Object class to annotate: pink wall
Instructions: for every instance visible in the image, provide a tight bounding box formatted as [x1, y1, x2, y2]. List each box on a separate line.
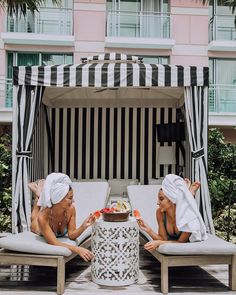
[74, 11, 106, 41]
[75, 0, 105, 3]
[0, 50, 5, 76]
[170, 0, 209, 66]
[171, 0, 207, 8]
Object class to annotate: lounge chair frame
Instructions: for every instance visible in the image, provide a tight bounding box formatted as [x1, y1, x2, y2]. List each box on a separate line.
[140, 235, 236, 294]
[0, 237, 91, 295]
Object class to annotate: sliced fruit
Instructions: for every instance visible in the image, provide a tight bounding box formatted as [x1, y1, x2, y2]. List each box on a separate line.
[100, 208, 111, 213]
[121, 200, 130, 211]
[93, 210, 101, 219]
[133, 209, 141, 219]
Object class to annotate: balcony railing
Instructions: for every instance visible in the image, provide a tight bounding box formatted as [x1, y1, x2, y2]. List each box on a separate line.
[209, 84, 236, 113]
[6, 7, 73, 35]
[209, 15, 236, 41]
[0, 78, 13, 108]
[107, 11, 170, 38]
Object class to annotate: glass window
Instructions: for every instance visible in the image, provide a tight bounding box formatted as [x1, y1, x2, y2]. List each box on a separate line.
[17, 53, 40, 66]
[215, 59, 236, 85]
[6, 52, 73, 107]
[42, 53, 73, 65]
[139, 55, 169, 64]
[7, 53, 13, 79]
[41, 0, 73, 9]
[209, 58, 236, 112]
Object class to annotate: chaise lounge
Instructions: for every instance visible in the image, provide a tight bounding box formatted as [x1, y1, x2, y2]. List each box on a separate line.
[127, 184, 236, 295]
[0, 181, 110, 295]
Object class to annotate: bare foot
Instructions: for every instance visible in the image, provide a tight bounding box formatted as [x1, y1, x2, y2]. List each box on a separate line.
[28, 182, 38, 195]
[184, 178, 191, 189]
[28, 179, 45, 198]
[189, 181, 200, 196]
[36, 179, 45, 197]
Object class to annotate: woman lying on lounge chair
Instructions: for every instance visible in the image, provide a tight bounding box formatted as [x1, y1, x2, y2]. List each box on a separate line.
[137, 174, 207, 251]
[28, 173, 95, 262]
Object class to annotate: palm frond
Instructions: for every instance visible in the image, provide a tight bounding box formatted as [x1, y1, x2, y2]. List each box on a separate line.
[0, 0, 61, 16]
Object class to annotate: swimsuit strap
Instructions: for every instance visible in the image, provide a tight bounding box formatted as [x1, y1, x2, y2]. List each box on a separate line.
[163, 211, 181, 240]
[50, 208, 68, 236]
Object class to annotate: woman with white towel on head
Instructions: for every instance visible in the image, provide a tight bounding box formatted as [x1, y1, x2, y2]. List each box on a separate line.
[137, 174, 207, 251]
[29, 173, 95, 262]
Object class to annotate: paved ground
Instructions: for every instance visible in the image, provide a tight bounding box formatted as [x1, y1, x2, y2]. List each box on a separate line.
[0, 247, 235, 295]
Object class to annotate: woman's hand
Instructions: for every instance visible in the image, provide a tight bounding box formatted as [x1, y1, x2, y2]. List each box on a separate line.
[144, 240, 163, 251]
[137, 218, 152, 233]
[81, 214, 96, 230]
[75, 247, 94, 262]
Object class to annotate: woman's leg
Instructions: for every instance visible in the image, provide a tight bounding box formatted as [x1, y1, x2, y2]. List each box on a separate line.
[185, 178, 200, 196]
[189, 181, 200, 196]
[30, 194, 41, 234]
[29, 179, 45, 234]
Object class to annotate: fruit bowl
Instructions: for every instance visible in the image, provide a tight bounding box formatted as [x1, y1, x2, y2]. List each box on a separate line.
[100, 200, 131, 222]
[102, 211, 130, 222]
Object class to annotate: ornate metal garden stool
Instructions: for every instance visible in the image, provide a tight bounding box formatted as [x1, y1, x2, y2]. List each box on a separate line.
[91, 217, 139, 286]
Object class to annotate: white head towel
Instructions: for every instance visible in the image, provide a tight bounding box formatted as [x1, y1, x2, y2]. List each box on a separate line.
[162, 174, 207, 242]
[50, 183, 70, 205]
[37, 173, 72, 208]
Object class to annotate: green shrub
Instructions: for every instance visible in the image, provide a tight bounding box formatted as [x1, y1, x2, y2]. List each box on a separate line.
[213, 203, 236, 242]
[208, 128, 236, 242]
[0, 134, 12, 232]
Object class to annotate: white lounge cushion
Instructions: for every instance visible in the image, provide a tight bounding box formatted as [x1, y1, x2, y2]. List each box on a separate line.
[0, 232, 76, 256]
[158, 234, 236, 255]
[71, 181, 109, 227]
[76, 227, 92, 245]
[127, 184, 161, 238]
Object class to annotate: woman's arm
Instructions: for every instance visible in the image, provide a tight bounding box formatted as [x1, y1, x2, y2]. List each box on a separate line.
[67, 205, 95, 240]
[144, 231, 191, 251]
[38, 212, 94, 261]
[137, 218, 163, 240]
[156, 208, 168, 240]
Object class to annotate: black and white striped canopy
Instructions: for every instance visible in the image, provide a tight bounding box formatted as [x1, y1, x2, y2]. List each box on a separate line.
[13, 54, 208, 88]
[12, 53, 214, 235]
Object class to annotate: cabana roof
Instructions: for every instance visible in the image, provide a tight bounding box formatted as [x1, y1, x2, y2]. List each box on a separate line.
[13, 53, 208, 108]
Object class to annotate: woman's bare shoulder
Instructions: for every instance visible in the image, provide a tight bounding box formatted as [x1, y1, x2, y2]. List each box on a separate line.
[38, 208, 50, 223]
[69, 204, 76, 215]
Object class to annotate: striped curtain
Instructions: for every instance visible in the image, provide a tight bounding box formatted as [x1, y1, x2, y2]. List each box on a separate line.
[184, 86, 214, 234]
[47, 107, 183, 184]
[12, 85, 44, 233]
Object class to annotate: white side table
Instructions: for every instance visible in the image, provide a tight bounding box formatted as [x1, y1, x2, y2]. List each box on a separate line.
[91, 217, 139, 286]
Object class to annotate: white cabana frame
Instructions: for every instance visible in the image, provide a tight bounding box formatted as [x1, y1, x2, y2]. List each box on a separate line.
[12, 53, 214, 234]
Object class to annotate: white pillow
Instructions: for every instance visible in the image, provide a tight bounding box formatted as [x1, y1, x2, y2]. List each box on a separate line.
[108, 179, 139, 195]
[72, 178, 107, 182]
[148, 178, 164, 185]
[71, 182, 109, 227]
[127, 185, 162, 235]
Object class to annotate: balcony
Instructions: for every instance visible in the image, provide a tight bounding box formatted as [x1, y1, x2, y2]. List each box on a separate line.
[105, 11, 174, 49]
[209, 85, 236, 113]
[1, 7, 74, 46]
[209, 85, 236, 126]
[208, 15, 236, 51]
[0, 78, 13, 123]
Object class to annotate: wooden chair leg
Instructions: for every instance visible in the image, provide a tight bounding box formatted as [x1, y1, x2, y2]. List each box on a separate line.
[229, 254, 236, 290]
[161, 256, 169, 295]
[57, 257, 65, 295]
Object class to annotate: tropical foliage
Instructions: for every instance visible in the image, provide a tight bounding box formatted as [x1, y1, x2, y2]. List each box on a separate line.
[0, 134, 12, 232]
[208, 128, 236, 242]
[0, 0, 61, 16]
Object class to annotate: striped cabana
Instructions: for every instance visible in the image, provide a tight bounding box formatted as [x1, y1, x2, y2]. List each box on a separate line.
[12, 53, 214, 234]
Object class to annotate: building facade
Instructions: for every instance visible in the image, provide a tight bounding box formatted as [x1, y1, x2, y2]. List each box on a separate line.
[0, 0, 235, 142]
